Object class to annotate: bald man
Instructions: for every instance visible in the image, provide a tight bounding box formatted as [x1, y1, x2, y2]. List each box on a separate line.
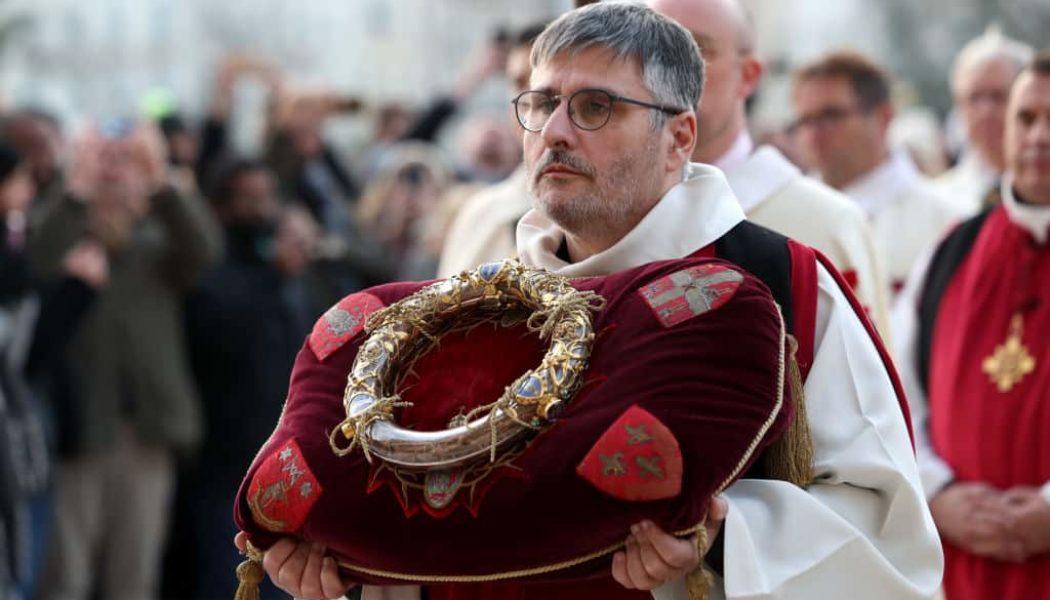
[650, 0, 890, 334]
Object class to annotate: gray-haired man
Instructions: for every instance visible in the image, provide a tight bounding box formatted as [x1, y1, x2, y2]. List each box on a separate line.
[240, 3, 941, 599]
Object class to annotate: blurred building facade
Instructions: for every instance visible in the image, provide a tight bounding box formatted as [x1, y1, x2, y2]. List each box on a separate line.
[0, 0, 570, 129]
[0, 0, 1046, 135]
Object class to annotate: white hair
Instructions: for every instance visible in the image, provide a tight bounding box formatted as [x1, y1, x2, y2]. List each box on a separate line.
[951, 25, 1034, 93]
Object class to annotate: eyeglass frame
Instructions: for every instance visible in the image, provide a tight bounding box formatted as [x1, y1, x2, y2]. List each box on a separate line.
[787, 105, 871, 134]
[511, 88, 687, 133]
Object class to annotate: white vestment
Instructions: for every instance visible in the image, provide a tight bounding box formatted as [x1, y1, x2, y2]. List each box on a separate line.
[437, 166, 531, 278]
[931, 152, 999, 217]
[719, 136, 890, 336]
[518, 162, 943, 600]
[838, 149, 965, 305]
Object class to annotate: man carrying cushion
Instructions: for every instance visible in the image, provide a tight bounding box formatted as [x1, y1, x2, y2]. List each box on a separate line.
[239, 3, 941, 599]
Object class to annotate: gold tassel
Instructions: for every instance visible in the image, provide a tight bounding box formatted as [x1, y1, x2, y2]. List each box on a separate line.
[762, 335, 814, 488]
[686, 525, 712, 600]
[234, 541, 265, 600]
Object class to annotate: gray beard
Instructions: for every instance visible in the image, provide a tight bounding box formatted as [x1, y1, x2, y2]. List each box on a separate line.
[529, 137, 661, 243]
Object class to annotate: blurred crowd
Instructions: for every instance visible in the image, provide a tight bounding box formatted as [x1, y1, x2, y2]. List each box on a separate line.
[0, 1, 1045, 599]
[0, 24, 541, 600]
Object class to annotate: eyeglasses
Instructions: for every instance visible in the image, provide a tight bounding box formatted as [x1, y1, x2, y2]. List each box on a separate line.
[962, 89, 1010, 109]
[788, 106, 866, 134]
[512, 89, 686, 133]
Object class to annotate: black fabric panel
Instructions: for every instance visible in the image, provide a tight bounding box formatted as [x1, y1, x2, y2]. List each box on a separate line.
[708, 220, 795, 577]
[917, 209, 993, 397]
[715, 221, 795, 334]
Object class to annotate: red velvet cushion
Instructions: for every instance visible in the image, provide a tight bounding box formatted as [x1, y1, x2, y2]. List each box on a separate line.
[235, 257, 792, 585]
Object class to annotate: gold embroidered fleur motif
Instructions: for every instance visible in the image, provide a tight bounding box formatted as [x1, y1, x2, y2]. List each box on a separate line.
[248, 481, 289, 531]
[635, 455, 665, 480]
[625, 424, 652, 446]
[982, 314, 1036, 393]
[600, 453, 626, 477]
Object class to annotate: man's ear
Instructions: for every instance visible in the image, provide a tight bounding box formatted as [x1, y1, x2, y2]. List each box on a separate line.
[666, 111, 697, 173]
[739, 55, 763, 101]
[873, 102, 894, 134]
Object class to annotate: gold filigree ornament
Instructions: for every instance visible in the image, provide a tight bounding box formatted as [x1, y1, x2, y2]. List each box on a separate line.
[328, 260, 605, 509]
[982, 313, 1036, 393]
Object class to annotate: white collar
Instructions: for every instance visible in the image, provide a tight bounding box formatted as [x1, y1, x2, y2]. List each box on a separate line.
[516, 163, 746, 276]
[723, 145, 801, 213]
[956, 151, 1000, 183]
[839, 148, 923, 217]
[713, 131, 754, 172]
[1001, 175, 1050, 245]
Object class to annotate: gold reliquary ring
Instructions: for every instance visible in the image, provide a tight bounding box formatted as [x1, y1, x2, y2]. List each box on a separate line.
[335, 259, 605, 469]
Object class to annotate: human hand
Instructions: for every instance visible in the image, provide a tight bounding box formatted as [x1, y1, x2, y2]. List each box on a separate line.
[66, 131, 105, 203]
[212, 54, 283, 117]
[1002, 486, 1050, 558]
[234, 531, 353, 600]
[124, 123, 169, 194]
[275, 87, 337, 130]
[62, 240, 109, 288]
[930, 482, 1024, 562]
[611, 496, 727, 590]
[69, 123, 166, 206]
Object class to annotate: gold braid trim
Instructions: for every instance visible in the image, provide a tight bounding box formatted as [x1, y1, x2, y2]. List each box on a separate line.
[335, 520, 711, 583]
[711, 303, 788, 496]
[761, 334, 815, 488]
[234, 541, 265, 600]
[686, 525, 713, 600]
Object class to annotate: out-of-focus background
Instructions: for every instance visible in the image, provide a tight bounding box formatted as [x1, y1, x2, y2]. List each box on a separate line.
[2, 0, 1046, 151]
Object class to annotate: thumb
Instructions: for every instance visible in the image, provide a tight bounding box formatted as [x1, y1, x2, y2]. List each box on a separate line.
[708, 496, 729, 522]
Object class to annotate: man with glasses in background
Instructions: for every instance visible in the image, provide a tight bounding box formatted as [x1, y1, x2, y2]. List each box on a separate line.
[240, 4, 941, 599]
[791, 51, 963, 304]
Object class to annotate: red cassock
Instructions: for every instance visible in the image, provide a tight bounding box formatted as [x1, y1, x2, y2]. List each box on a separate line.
[235, 257, 796, 599]
[929, 207, 1050, 600]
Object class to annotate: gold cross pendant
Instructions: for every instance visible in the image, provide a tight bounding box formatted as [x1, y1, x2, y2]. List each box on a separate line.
[982, 313, 1036, 393]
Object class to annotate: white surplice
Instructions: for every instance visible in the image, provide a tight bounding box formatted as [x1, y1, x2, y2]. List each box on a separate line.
[437, 166, 532, 278]
[931, 151, 1000, 217]
[718, 134, 890, 337]
[839, 149, 965, 302]
[518, 162, 943, 600]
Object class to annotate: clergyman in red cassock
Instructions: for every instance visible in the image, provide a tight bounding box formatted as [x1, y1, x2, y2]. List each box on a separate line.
[895, 51, 1050, 600]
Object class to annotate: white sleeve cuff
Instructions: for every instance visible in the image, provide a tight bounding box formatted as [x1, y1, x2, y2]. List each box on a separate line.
[919, 458, 955, 500]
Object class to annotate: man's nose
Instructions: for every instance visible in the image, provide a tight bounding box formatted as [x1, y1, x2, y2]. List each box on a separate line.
[1030, 116, 1050, 145]
[540, 101, 576, 150]
[794, 124, 820, 150]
